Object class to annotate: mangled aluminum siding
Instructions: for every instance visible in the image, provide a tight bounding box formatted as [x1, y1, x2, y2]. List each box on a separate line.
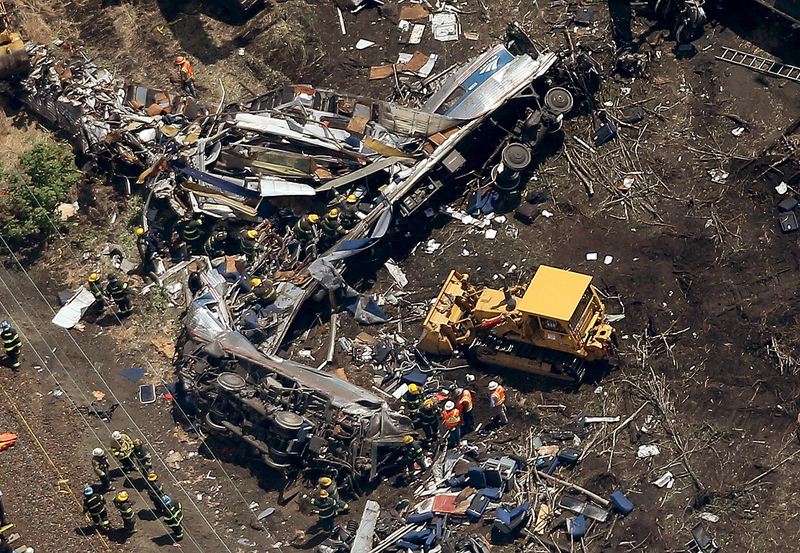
[377, 104, 463, 136]
[445, 52, 558, 120]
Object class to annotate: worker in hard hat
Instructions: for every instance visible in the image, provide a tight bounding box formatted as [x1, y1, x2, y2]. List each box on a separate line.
[132, 438, 152, 474]
[455, 387, 474, 434]
[415, 398, 439, 443]
[249, 277, 277, 305]
[91, 448, 114, 492]
[441, 400, 462, 449]
[399, 435, 424, 474]
[110, 431, 136, 472]
[238, 229, 260, 261]
[308, 488, 338, 534]
[179, 216, 204, 253]
[204, 225, 229, 259]
[339, 194, 360, 229]
[113, 491, 136, 534]
[1, 321, 21, 372]
[82, 486, 109, 532]
[292, 214, 320, 243]
[134, 226, 160, 276]
[145, 472, 167, 515]
[161, 495, 184, 541]
[87, 273, 105, 308]
[401, 383, 423, 415]
[317, 476, 348, 512]
[174, 55, 196, 98]
[106, 274, 133, 318]
[488, 381, 508, 426]
[320, 208, 346, 243]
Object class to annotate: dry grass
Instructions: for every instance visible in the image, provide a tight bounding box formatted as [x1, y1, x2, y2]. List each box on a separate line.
[0, 111, 48, 168]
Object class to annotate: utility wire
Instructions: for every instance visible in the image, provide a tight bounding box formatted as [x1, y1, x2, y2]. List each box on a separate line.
[0, 281, 194, 552]
[0, 249, 215, 552]
[10, 174, 292, 549]
[0, 383, 110, 552]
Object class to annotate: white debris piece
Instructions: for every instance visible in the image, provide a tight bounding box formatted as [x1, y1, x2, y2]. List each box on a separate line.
[461, 249, 470, 256]
[652, 471, 675, 488]
[385, 259, 409, 288]
[699, 512, 720, 523]
[586, 252, 598, 261]
[52, 288, 97, 329]
[541, 210, 554, 218]
[707, 169, 729, 184]
[356, 39, 376, 50]
[776, 181, 788, 195]
[431, 12, 459, 41]
[409, 24, 426, 45]
[637, 444, 661, 458]
[297, 349, 315, 360]
[485, 229, 497, 240]
[424, 239, 441, 254]
[603, 255, 613, 265]
[731, 127, 745, 136]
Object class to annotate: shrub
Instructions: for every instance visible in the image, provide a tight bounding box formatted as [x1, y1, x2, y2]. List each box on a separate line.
[0, 142, 81, 249]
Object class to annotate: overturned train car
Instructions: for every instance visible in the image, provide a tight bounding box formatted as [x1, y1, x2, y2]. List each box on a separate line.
[174, 269, 414, 481]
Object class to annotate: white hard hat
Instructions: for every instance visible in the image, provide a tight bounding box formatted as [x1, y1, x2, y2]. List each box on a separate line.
[24, 548, 34, 553]
[465, 374, 476, 383]
[444, 400, 455, 410]
[488, 381, 498, 391]
[111, 431, 122, 441]
[92, 448, 104, 457]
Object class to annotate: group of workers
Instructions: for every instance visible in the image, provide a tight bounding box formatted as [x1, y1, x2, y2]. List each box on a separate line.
[290, 195, 361, 259]
[83, 431, 183, 542]
[303, 378, 510, 535]
[86, 273, 134, 318]
[402, 378, 508, 449]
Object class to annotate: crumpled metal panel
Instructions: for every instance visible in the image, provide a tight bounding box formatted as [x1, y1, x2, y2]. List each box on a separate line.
[445, 52, 558, 120]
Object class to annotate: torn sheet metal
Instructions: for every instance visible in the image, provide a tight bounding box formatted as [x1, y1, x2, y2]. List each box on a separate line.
[52, 288, 97, 329]
[178, 263, 413, 480]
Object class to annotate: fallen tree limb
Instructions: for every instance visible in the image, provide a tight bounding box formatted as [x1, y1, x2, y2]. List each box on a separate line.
[744, 448, 800, 489]
[533, 470, 610, 507]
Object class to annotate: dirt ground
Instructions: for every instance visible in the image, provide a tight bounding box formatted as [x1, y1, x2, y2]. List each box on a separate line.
[2, 0, 800, 552]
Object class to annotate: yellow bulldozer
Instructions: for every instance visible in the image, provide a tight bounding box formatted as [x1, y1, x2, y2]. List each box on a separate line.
[418, 265, 615, 383]
[0, 2, 29, 80]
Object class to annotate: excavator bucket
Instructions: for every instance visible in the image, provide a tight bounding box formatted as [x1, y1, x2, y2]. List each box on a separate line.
[0, 31, 30, 80]
[418, 270, 472, 355]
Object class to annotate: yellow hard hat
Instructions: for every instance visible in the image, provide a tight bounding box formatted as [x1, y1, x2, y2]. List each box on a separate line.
[403, 435, 414, 444]
[246, 229, 258, 239]
[328, 208, 340, 218]
[308, 214, 320, 224]
[319, 489, 329, 498]
[88, 273, 100, 282]
[423, 399, 435, 409]
[135, 227, 145, 236]
[147, 472, 158, 482]
[346, 194, 358, 204]
[408, 383, 419, 393]
[251, 278, 262, 287]
[318, 476, 332, 487]
[117, 491, 129, 502]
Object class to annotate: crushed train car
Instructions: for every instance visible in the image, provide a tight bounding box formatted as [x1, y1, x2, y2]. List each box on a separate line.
[12, 28, 579, 358]
[175, 263, 414, 481]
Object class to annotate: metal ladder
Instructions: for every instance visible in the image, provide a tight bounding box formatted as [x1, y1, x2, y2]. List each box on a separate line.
[717, 47, 800, 83]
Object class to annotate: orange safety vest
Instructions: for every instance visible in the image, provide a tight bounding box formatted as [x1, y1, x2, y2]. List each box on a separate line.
[178, 60, 194, 80]
[442, 407, 462, 429]
[491, 386, 506, 406]
[457, 390, 473, 413]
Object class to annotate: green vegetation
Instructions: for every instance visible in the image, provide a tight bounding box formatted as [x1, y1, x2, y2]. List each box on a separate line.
[0, 142, 81, 249]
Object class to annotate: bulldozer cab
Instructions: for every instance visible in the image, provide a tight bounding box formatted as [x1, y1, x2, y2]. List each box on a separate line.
[516, 266, 607, 357]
